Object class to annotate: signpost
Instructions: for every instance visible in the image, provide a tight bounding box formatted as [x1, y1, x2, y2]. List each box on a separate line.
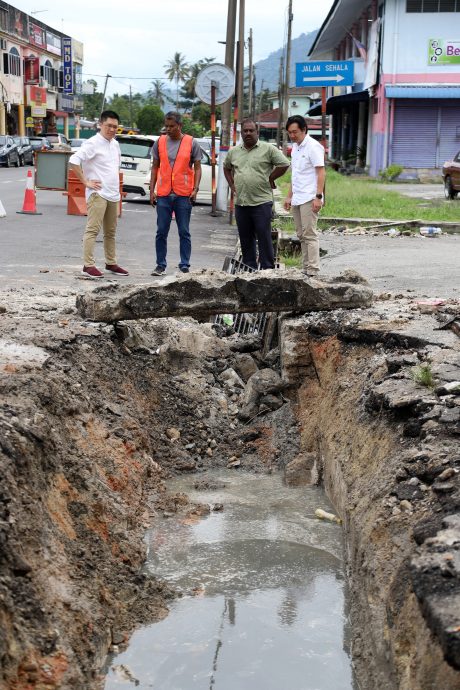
[295, 60, 355, 88]
[295, 60, 355, 154]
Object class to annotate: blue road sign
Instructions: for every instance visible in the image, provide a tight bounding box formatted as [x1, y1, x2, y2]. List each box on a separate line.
[295, 60, 355, 88]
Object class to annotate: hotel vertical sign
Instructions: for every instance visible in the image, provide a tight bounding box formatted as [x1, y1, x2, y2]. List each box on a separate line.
[62, 37, 73, 94]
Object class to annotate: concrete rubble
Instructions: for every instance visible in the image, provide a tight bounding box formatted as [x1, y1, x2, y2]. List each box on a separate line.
[75, 268, 373, 322]
[1, 278, 459, 689]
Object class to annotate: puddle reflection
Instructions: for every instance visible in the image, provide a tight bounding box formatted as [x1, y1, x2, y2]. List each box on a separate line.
[104, 471, 356, 690]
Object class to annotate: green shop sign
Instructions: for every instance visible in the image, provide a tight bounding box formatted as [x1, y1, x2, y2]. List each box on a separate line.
[428, 38, 460, 65]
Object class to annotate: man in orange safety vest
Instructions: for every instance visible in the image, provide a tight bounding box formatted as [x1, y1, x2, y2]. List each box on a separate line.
[150, 112, 202, 275]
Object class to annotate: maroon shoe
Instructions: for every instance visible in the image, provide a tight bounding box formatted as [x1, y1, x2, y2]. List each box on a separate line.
[105, 264, 129, 276]
[82, 265, 104, 278]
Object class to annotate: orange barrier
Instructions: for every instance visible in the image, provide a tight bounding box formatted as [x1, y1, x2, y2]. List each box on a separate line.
[63, 172, 124, 216]
[16, 170, 42, 215]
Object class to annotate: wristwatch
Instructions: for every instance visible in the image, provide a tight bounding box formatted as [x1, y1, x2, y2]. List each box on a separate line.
[315, 193, 323, 199]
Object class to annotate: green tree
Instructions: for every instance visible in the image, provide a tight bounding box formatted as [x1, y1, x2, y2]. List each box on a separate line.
[82, 79, 103, 120]
[256, 88, 273, 115]
[137, 104, 165, 135]
[148, 79, 167, 108]
[191, 102, 221, 133]
[180, 117, 204, 138]
[182, 57, 216, 102]
[164, 52, 189, 109]
[108, 93, 143, 128]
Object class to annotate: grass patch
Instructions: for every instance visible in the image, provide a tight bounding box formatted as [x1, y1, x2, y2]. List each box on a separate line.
[276, 169, 459, 222]
[273, 215, 296, 235]
[411, 364, 435, 388]
[280, 251, 302, 269]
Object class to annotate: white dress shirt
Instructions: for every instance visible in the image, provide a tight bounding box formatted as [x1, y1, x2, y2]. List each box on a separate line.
[291, 134, 325, 206]
[69, 132, 121, 202]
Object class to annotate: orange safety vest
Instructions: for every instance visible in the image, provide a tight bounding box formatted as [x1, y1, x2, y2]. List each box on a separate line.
[157, 134, 195, 197]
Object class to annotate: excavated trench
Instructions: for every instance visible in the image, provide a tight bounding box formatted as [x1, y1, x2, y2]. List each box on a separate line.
[0, 289, 459, 690]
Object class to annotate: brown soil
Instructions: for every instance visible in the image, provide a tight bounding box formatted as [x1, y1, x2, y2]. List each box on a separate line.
[0, 289, 293, 689]
[295, 323, 460, 690]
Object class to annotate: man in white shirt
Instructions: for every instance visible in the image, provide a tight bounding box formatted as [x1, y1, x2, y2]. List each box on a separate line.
[69, 110, 128, 279]
[283, 115, 325, 277]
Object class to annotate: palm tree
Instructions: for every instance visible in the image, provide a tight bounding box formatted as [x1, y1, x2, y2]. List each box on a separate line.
[164, 52, 189, 109]
[149, 79, 167, 108]
[182, 57, 216, 102]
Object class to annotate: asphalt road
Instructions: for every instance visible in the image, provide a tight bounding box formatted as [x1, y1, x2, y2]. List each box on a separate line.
[0, 166, 458, 299]
[0, 166, 238, 290]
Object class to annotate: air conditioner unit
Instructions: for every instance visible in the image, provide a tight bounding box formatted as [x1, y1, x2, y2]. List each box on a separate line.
[0, 39, 7, 50]
[40, 78, 48, 89]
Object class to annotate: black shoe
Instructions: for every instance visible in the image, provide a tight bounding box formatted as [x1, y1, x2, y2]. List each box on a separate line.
[179, 266, 190, 273]
[151, 265, 166, 276]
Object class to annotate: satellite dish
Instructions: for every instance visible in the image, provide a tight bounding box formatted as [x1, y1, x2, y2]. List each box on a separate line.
[195, 63, 235, 105]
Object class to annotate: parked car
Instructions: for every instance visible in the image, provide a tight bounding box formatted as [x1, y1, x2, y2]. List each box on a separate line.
[70, 138, 85, 153]
[29, 137, 52, 152]
[0, 135, 20, 167]
[117, 134, 159, 197]
[45, 133, 72, 151]
[13, 136, 34, 166]
[442, 150, 460, 199]
[196, 137, 220, 161]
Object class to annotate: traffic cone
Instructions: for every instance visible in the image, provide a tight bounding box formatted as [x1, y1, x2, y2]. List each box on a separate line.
[16, 170, 42, 215]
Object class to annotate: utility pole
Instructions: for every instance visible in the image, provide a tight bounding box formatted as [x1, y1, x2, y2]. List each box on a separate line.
[236, 0, 245, 123]
[129, 84, 133, 129]
[216, 0, 237, 213]
[100, 74, 111, 116]
[220, 0, 237, 151]
[256, 78, 265, 129]
[248, 27, 253, 119]
[276, 56, 284, 148]
[282, 0, 293, 152]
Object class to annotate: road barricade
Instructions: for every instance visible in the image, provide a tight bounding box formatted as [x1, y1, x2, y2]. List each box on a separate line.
[63, 172, 124, 216]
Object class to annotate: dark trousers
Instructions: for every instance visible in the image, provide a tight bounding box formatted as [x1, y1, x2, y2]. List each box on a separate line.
[235, 202, 274, 270]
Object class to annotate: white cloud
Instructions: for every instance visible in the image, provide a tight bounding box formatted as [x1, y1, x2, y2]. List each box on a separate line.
[15, 0, 334, 96]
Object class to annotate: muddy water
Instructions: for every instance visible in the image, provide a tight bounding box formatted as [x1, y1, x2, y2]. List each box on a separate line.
[104, 471, 355, 690]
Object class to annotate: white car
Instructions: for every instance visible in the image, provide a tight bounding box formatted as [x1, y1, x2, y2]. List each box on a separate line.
[116, 134, 217, 205]
[46, 133, 72, 151]
[70, 138, 85, 153]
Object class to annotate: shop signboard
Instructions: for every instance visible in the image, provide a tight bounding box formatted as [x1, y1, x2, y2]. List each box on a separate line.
[58, 93, 74, 112]
[46, 31, 61, 56]
[24, 56, 40, 85]
[62, 37, 73, 93]
[29, 22, 46, 48]
[8, 7, 28, 40]
[429, 38, 460, 65]
[28, 85, 47, 117]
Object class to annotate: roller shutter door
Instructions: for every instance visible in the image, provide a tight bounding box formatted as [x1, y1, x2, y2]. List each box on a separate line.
[391, 103, 437, 168]
[439, 103, 460, 164]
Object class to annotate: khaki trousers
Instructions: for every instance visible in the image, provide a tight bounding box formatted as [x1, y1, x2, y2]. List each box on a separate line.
[83, 193, 118, 267]
[291, 200, 320, 274]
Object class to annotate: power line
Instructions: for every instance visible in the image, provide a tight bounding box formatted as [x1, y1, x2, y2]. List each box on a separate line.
[82, 73, 169, 80]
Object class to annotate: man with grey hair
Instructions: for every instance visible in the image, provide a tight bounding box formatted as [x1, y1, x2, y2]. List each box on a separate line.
[150, 111, 202, 275]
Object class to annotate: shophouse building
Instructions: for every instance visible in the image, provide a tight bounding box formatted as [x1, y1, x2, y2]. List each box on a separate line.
[308, 0, 460, 178]
[0, 2, 83, 137]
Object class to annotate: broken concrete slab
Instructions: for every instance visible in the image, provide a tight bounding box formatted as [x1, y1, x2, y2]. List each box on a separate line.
[76, 269, 373, 323]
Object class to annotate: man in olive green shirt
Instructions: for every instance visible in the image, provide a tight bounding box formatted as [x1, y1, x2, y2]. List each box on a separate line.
[224, 119, 290, 269]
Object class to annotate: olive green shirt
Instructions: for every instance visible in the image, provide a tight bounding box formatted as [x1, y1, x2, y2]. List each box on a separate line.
[224, 140, 290, 206]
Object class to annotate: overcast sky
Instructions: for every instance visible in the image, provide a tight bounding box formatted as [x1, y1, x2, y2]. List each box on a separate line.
[16, 0, 334, 96]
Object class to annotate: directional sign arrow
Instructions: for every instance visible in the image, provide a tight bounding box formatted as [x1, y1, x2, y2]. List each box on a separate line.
[301, 74, 345, 83]
[295, 60, 355, 88]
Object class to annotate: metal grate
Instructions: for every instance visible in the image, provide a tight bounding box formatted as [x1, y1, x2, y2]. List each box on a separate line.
[214, 255, 269, 336]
